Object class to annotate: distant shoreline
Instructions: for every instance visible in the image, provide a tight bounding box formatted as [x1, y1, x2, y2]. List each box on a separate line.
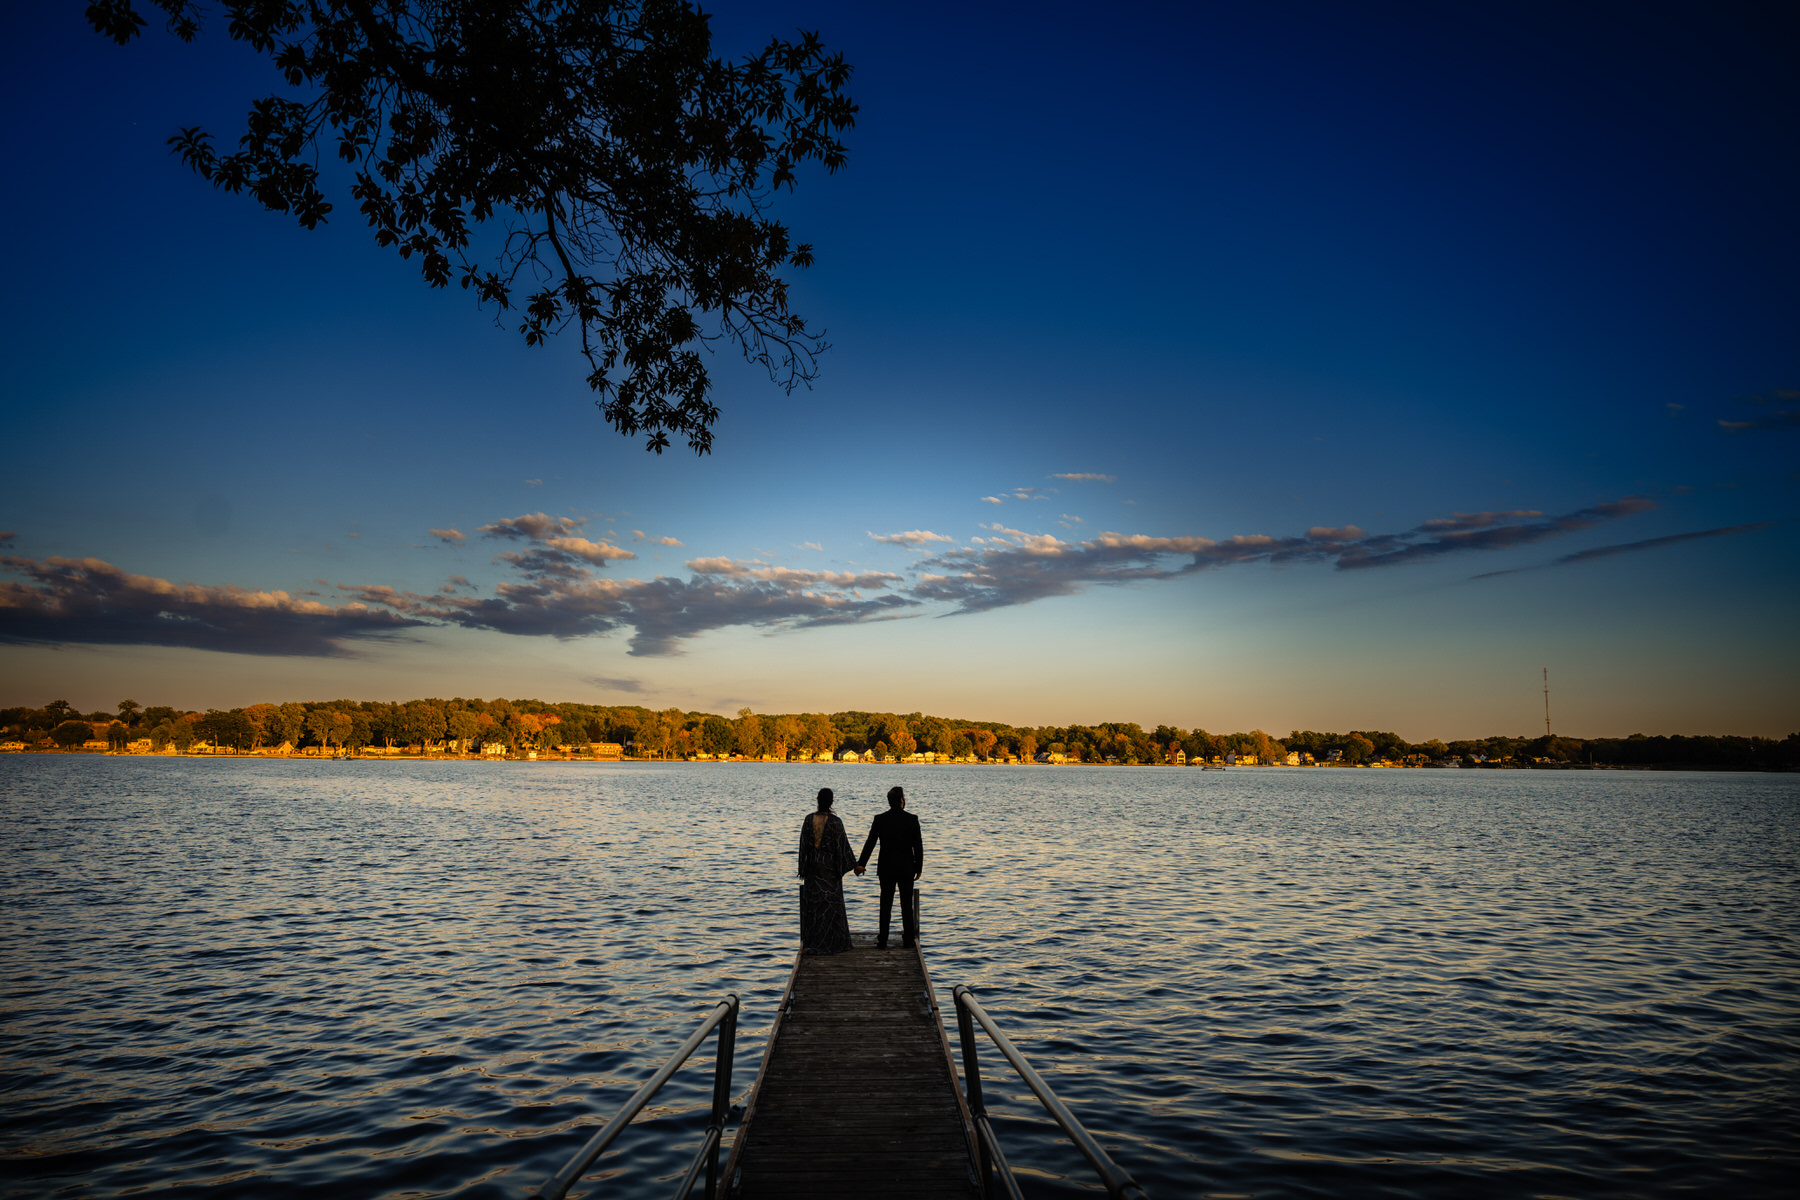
[4, 748, 1792, 773]
[13, 700, 1793, 773]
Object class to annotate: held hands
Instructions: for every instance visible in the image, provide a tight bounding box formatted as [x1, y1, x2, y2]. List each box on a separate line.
[853, 864, 866, 875]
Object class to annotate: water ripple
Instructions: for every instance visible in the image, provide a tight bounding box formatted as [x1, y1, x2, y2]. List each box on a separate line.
[0, 758, 1795, 1198]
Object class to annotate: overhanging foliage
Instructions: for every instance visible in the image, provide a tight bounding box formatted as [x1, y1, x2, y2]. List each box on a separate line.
[89, 0, 857, 453]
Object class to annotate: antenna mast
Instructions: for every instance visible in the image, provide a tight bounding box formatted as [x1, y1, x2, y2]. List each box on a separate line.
[1543, 667, 1551, 736]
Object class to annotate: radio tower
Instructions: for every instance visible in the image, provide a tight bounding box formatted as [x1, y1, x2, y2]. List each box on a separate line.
[1543, 668, 1551, 736]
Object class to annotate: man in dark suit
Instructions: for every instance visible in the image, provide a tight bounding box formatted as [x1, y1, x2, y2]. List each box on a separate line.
[854, 785, 923, 948]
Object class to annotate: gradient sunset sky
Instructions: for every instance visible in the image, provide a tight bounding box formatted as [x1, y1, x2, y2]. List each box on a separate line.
[2, 1, 1795, 738]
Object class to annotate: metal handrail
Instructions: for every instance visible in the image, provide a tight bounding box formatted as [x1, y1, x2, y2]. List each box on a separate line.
[527, 995, 740, 1200]
[952, 986, 1149, 1200]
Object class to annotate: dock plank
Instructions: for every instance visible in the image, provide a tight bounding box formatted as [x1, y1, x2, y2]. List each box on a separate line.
[725, 931, 978, 1199]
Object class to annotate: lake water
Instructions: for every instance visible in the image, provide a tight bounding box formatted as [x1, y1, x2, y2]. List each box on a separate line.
[0, 758, 1795, 1199]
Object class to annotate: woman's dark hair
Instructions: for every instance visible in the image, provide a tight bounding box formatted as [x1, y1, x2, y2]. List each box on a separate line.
[816, 787, 834, 812]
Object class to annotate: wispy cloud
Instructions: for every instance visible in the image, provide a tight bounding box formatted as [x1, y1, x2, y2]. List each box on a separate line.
[1473, 522, 1772, 578]
[616, 576, 915, 656]
[3, 515, 914, 659]
[631, 530, 684, 546]
[1554, 522, 1769, 564]
[588, 676, 647, 693]
[913, 527, 1242, 613]
[337, 545, 914, 657]
[910, 500, 1658, 613]
[0, 496, 1677, 660]
[480, 513, 581, 540]
[795, 541, 823, 552]
[1051, 472, 1116, 483]
[980, 496, 1004, 506]
[1718, 389, 1799, 432]
[686, 559, 904, 590]
[1332, 499, 1655, 569]
[0, 555, 422, 656]
[869, 529, 954, 546]
[479, 512, 635, 578]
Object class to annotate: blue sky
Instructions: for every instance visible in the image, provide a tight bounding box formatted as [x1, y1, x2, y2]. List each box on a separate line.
[1, 0, 1795, 737]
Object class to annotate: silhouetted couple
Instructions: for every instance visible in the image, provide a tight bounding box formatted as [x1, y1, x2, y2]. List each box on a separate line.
[796, 786, 923, 955]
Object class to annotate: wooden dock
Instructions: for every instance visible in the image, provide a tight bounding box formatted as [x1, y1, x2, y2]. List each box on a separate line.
[723, 930, 979, 1199]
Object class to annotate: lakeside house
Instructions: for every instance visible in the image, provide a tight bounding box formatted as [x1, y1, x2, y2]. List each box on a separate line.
[0, 735, 1659, 770]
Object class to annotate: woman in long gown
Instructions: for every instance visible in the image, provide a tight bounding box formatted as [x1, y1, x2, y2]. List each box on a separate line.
[797, 788, 854, 955]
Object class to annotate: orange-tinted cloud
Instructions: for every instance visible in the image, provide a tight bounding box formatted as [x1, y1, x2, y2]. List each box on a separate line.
[913, 498, 1659, 611]
[0, 555, 421, 655]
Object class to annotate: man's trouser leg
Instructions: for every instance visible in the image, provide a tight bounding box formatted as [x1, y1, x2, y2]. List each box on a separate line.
[897, 876, 917, 946]
[878, 876, 896, 945]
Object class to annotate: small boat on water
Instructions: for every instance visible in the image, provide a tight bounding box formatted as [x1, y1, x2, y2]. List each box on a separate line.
[1200, 764, 1226, 771]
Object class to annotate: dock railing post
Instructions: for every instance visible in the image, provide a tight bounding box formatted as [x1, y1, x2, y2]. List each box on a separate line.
[951, 987, 1149, 1200]
[526, 995, 741, 1200]
[952, 986, 992, 1195]
[704, 1000, 737, 1200]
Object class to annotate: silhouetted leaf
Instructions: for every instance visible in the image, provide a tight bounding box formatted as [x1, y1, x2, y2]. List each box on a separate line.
[91, 0, 857, 455]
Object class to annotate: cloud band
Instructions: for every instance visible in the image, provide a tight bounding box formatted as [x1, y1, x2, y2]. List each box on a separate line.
[0, 497, 1682, 658]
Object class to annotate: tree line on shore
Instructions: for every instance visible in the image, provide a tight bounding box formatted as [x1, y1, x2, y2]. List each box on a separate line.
[3, 698, 1796, 770]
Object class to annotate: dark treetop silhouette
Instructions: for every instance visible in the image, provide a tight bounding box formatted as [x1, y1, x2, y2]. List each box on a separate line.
[88, 0, 857, 454]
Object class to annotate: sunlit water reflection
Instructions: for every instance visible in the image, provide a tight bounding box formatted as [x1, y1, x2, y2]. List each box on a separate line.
[1, 758, 1794, 1198]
